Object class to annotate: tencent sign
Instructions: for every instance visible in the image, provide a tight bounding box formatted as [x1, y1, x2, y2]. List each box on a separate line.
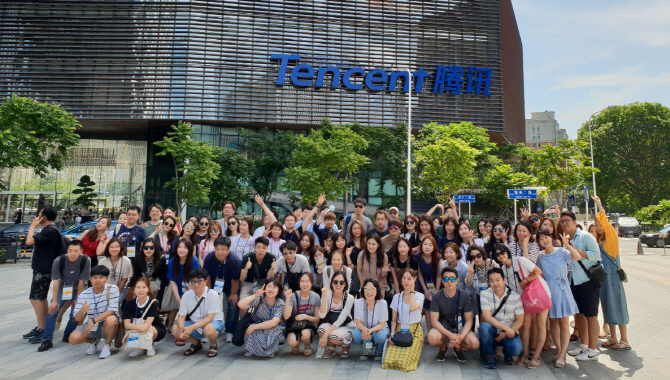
[270, 53, 492, 96]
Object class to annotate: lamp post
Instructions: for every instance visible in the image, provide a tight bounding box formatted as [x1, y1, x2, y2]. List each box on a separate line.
[406, 68, 413, 216]
[588, 112, 599, 217]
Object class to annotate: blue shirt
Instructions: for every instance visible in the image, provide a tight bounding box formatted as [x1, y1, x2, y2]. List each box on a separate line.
[567, 229, 601, 286]
[306, 221, 339, 247]
[114, 224, 147, 252]
[202, 253, 241, 295]
[167, 256, 201, 297]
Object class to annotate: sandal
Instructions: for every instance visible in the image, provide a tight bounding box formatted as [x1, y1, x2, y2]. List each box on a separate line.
[601, 339, 618, 348]
[175, 339, 186, 346]
[207, 345, 218, 358]
[527, 357, 540, 369]
[184, 343, 203, 356]
[322, 347, 336, 359]
[612, 342, 632, 350]
[291, 346, 300, 355]
[304, 344, 312, 357]
[569, 334, 579, 342]
[515, 354, 528, 366]
[341, 345, 350, 358]
[555, 354, 566, 368]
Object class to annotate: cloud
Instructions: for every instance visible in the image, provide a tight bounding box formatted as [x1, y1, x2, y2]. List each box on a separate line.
[552, 67, 670, 90]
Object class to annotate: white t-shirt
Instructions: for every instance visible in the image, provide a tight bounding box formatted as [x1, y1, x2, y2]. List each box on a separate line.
[178, 287, 224, 323]
[230, 235, 255, 261]
[252, 226, 266, 238]
[391, 292, 424, 324]
[502, 256, 551, 297]
[354, 298, 388, 329]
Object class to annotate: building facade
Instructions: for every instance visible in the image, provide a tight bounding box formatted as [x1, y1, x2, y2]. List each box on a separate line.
[0, 0, 524, 218]
[525, 111, 568, 149]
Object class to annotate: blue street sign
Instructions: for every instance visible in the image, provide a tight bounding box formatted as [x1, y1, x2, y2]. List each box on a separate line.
[507, 189, 538, 200]
[454, 195, 475, 203]
[585, 185, 589, 201]
[569, 195, 575, 207]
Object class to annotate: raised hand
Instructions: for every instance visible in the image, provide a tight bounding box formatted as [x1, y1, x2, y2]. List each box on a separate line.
[245, 260, 253, 270]
[254, 194, 265, 206]
[81, 300, 90, 313]
[321, 287, 328, 298]
[255, 284, 266, 298]
[284, 288, 293, 300]
[467, 262, 475, 275]
[346, 247, 353, 257]
[317, 193, 327, 207]
[560, 233, 571, 246]
[382, 263, 390, 275]
[271, 258, 277, 271]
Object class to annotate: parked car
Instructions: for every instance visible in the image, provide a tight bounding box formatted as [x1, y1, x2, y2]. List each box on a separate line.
[639, 226, 670, 248]
[0, 223, 43, 250]
[614, 216, 641, 237]
[62, 221, 118, 239]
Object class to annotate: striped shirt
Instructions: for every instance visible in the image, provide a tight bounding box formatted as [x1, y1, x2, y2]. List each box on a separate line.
[479, 287, 523, 329]
[73, 283, 120, 321]
[508, 241, 541, 264]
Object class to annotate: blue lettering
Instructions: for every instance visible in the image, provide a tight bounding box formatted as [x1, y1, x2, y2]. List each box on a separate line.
[270, 53, 301, 85]
[342, 67, 365, 90]
[413, 68, 431, 93]
[290, 63, 315, 86]
[364, 69, 388, 91]
[389, 71, 410, 92]
[315, 66, 341, 88]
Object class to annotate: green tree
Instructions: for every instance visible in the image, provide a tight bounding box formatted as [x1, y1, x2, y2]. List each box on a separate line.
[0, 95, 81, 190]
[633, 199, 670, 225]
[154, 121, 221, 216]
[576, 102, 670, 209]
[482, 164, 537, 212]
[208, 148, 253, 213]
[285, 125, 369, 204]
[239, 127, 296, 202]
[72, 175, 97, 209]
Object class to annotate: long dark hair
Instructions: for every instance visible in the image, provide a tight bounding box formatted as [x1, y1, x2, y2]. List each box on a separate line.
[225, 216, 240, 237]
[88, 216, 111, 242]
[349, 220, 367, 248]
[393, 236, 412, 264]
[418, 235, 439, 281]
[454, 221, 471, 246]
[402, 214, 419, 234]
[298, 231, 318, 264]
[330, 270, 349, 293]
[441, 217, 458, 237]
[139, 237, 163, 275]
[180, 219, 199, 248]
[364, 235, 385, 269]
[173, 238, 194, 280]
[162, 216, 180, 243]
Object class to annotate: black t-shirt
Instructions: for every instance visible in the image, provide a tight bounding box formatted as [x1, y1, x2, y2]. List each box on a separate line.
[283, 230, 301, 245]
[32, 225, 62, 273]
[430, 289, 473, 333]
[366, 228, 389, 239]
[313, 224, 336, 248]
[122, 298, 163, 328]
[346, 241, 363, 266]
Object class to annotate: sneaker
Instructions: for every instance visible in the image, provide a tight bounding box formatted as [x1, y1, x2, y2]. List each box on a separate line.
[359, 354, 368, 361]
[268, 353, 275, 358]
[23, 326, 40, 339]
[128, 349, 145, 357]
[576, 348, 599, 361]
[86, 341, 99, 355]
[29, 330, 44, 344]
[485, 355, 497, 369]
[436, 350, 447, 362]
[568, 345, 586, 357]
[374, 352, 382, 361]
[55, 321, 61, 331]
[245, 351, 254, 357]
[226, 333, 233, 343]
[38, 340, 53, 352]
[62, 334, 70, 343]
[455, 349, 467, 363]
[146, 345, 156, 357]
[99, 344, 111, 359]
[504, 356, 514, 365]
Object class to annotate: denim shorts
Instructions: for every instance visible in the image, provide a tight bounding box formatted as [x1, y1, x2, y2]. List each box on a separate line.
[184, 320, 224, 339]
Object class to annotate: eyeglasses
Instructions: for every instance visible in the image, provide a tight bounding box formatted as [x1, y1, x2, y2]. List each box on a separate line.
[559, 219, 573, 225]
[389, 226, 400, 230]
[282, 251, 295, 256]
[189, 280, 204, 285]
[332, 280, 346, 286]
[354, 204, 364, 209]
[442, 276, 457, 282]
[364, 287, 376, 292]
[494, 251, 505, 257]
[184, 226, 195, 231]
[209, 229, 220, 233]
[405, 220, 415, 225]
[199, 222, 209, 226]
[163, 223, 174, 228]
[473, 254, 483, 259]
[493, 228, 504, 233]
[143, 246, 155, 251]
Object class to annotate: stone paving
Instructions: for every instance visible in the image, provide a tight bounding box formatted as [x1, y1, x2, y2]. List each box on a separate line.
[1, 237, 668, 380]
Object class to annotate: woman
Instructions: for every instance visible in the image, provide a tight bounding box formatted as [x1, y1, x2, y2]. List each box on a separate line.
[322, 232, 336, 257]
[231, 216, 255, 260]
[437, 217, 458, 252]
[476, 218, 490, 241]
[283, 273, 322, 356]
[165, 238, 201, 337]
[390, 237, 419, 294]
[465, 245, 498, 318]
[346, 220, 366, 297]
[78, 216, 110, 267]
[225, 216, 240, 238]
[129, 238, 167, 300]
[593, 196, 630, 350]
[455, 221, 478, 265]
[97, 237, 133, 305]
[357, 235, 390, 297]
[539, 217, 562, 248]
[383, 271, 423, 372]
[438, 242, 468, 290]
[413, 215, 438, 253]
[196, 215, 210, 246]
[267, 221, 286, 257]
[148, 216, 179, 257]
[484, 220, 512, 255]
[321, 250, 353, 291]
[415, 236, 439, 333]
[353, 279, 389, 360]
[508, 220, 541, 264]
[198, 220, 222, 265]
[538, 230, 580, 368]
[121, 277, 166, 357]
[311, 247, 328, 283]
[492, 244, 550, 368]
[298, 231, 318, 268]
[402, 214, 419, 247]
[528, 213, 541, 234]
[318, 271, 356, 358]
[110, 212, 127, 239]
[169, 219, 199, 260]
[238, 279, 286, 358]
[432, 217, 443, 231]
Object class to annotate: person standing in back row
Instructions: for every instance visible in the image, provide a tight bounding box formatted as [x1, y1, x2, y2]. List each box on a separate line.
[342, 198, 373, 242]
[114, 206, 147, 260]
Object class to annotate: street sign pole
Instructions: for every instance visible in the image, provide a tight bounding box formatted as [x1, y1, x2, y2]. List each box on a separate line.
[585, 185, 589, 227]
[514, 199, 517, 223]
[458, 203, 461, 218]
[468, 202, 471, 219]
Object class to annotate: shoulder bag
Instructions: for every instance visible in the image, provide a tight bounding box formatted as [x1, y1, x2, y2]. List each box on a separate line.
[232, 299, 260, 347]
[491, 288, 511, 318]
[324, 293, 352, 325]
[518, 264, 552, 314]
[391, 294, 414, 347]
[286, 293, 309, 333]
[577, 260, 607, 289]
[124, 299, 157, 350]
[602, 253, 627, 283]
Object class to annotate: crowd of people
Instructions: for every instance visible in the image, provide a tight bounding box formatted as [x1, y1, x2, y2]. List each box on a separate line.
[21, 194, 629, 371]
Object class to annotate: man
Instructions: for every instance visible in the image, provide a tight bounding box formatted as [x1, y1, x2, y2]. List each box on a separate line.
[282, 214, 301, 245]
[341, 198, 374, 241]
[428, 266, 479, 363]
[203, 236, 241, 343]
[380, 218, 403, 252]
[172, 268, 225, 357]
[294, 204, 311, 230]
[40, 240, 92, 351]
[252, 195, 278, 238]
[479, 267, 524, 369]
[240, 237, 276, 298]
[388, 207, 400, 220]
[23, 207, 62, 344]
[114, 206, 147, 259]
[142, 204, 163, 236]
[560, 210, 602, 361]
[367, 210, 389, 239]
[69, 265, 120, 359]
[292, 206, 303, 226]
[269, 241, 310, 292]
[217, 201, 236, 236]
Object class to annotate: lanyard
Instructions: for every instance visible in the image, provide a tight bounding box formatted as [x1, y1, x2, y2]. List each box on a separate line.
[444, 289, 460, 317]
[123, 225, 137, 248]
[236, 236, 251, 255]
[297, 291, 310, 312]
[266, 299, 275, 317]
[92, 287, 103, 314]
[217, 259, 226, 280]
[284, 231, 290, 241]
[366, 302, 375, 329]
[65, 256, 81, 286]
[368, 257, 378, 277]
[111, 258, 120, 282]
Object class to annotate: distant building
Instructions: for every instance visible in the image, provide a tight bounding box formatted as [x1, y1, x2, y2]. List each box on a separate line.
[525, 111, 568, 148]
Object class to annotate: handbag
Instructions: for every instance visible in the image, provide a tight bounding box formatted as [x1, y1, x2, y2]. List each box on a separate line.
[602, 253, 628, 283]
[324, 294, 351, 325]
[286, 293, 310, 333]
[232, 300, 260, 347]
[518, 263, 552, 314]
[390, 294, 414, 347]
[160, 283, 179, 311]
[124, 299, 157, 351]
[578, 260, 607, 289]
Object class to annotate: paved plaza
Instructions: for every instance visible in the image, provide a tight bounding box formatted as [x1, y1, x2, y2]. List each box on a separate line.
[1, 238, 668, 380]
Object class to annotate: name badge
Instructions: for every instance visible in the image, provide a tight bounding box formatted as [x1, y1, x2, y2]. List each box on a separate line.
[127, 246, 136, 258]
[62, 286, 73, 301]
[400, 324, 410, 333]
[426, 282, 437, 294]
[253, 281, 258, 293]
[181, 280, 189, 294]
[127, 332, 139, 348]
[214, 279, 225, 294]
[365, 340, 374, 349]
[316, 257, 326, 269]
[479, 286, 489, 292]
[457, 315, 463, 330]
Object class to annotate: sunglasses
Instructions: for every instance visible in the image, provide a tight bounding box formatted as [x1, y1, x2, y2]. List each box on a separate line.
[228, 221, 237, 225]
[531, 217, 539, 222]
[389, 211, 398, 214]
[184, 226, 195, 231]
[332, 280, 346, 286]
[389, 226, 400, 230]
[405, 220, 416, 225]
[493, 228, 504, 233]
[199, 222, 209, 226]
[189, 280, 204, 285]
[473, 254, 483, 259]
[163, 223, 174, 228]
[354, 204, 364, 209]
[442, 276, 457, 282]
[209, 229, 220, 233]
[143, 246, 155, 251]
[494, 251, 505, 257]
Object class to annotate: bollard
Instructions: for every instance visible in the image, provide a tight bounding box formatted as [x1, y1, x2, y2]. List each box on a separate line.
[637, 239, 644, 255]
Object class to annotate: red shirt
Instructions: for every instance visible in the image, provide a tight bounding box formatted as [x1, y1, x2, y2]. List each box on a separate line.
[81, 234, 102, 258]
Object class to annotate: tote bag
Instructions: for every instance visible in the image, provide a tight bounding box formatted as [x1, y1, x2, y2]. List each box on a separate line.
[518, 263, 551, 314]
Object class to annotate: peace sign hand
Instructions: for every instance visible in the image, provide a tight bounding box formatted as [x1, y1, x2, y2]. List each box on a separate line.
[560, 233, 571, 246]
[255, 284, 266, 298]
[467, 262, 475, 275]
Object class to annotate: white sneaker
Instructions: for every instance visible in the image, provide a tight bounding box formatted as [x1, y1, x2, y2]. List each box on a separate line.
[99, 344, 111, 359]
[576, 348, 599, 361]
[55, 321, 61, 331]
[568, 345, 586, 357]
[128, 349, 144, 357]
[86, 341, 99, 355]
[226, 333, 233, 343]
[245, 351, 254, 357]
[146, 345, 156, 357]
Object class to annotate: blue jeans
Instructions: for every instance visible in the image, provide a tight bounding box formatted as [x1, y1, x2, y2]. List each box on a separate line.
[478, 322, 523, 359]
[222, 292, 240, 334]
[352, 326, 390, 354]
[43, 290, 78, 342]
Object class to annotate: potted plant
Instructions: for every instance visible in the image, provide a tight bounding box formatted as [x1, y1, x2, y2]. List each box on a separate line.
[0, 248, 6, 264]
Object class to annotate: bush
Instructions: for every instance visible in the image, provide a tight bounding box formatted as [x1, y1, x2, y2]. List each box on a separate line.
[634, 200, 670, 224]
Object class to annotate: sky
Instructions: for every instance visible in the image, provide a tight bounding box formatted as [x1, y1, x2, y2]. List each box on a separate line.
[513, 0, 670, 138]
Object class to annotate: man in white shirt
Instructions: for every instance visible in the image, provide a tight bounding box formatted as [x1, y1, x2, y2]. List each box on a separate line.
[171, 268, 224, 358]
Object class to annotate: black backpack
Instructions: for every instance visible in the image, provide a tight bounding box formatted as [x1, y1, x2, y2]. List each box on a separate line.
[58, 254, 87, 279]
[44, 225, 70, 255]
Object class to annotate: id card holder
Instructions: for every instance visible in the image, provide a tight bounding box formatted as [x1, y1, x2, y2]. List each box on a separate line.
[457, 315, 463, 330]
[400, 324, 410, 333]
[62, 286, 73, 301]
[426, 282, 436, 294]
[127, 332, 139, 348]
[253, 281, 258, 293]
[214, 279, 225, 294]
[182, 280, 189, 294]
[365, 340, 373, 349]
[284, 282, 290, 293]
[127, 246, 136, 258]
[316, 257, 326, 269]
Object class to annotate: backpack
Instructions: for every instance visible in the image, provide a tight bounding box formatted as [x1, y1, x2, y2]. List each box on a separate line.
[45, 225, 70, 255]
[58, 254, 87, 279]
